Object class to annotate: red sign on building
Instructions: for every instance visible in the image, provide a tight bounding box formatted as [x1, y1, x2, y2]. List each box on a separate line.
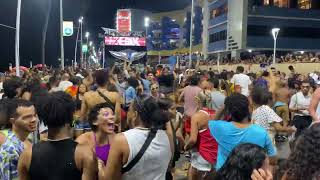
[105, 37, 146, 46]
[116, 9, 131, 33]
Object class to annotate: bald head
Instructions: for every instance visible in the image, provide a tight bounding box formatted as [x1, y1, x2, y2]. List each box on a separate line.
[62, 73, 70, 81]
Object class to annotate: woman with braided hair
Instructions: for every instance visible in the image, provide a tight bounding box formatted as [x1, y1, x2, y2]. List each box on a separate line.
[99, 95, 173, 180]
[208, 93, 276, 170]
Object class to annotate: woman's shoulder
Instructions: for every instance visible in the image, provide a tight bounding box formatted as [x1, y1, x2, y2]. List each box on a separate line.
[76, 132, 94, 145]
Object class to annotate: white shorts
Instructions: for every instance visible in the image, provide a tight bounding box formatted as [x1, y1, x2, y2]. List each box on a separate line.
[190, 150, 213, 172]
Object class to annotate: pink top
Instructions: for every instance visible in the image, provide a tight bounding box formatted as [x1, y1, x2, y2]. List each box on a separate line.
[184, 85, 202, 117]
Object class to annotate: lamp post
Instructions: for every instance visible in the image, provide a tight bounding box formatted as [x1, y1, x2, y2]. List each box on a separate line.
[74, 17, 83, 68]
[188, 0, 194, 68]
[85, 32, 89, 68]
[272, 28, 280, 64]
[60, 0, 64, 70]
[15, 0, 22, 76]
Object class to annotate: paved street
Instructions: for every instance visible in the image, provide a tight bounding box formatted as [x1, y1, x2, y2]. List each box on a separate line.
[172, 140, 291, 180]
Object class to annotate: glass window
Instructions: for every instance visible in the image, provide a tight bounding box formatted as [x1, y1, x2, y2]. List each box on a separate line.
[210, 3, 228, 19]
[274, 0, 289, 7]
[298, 0, 311, 9]
[247, 25, 320, 39]
[209, 30, 227, 43]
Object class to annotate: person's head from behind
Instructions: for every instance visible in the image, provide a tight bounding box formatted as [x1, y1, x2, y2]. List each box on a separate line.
[7, 99, 37, 133]
[288, 65, 294, 72]
[236, 66, 244, 74]
[48, 76, 59, 88]
[209, 78, 220, 89]
[286, 123, 320, 180]
[196, 90, 212, 109]
[189, 75, 200, 86]
[3, 78, 22, 99]
[61, 73, 70, 81]
[224, 93, 250, 123]
[215, 143, 269, 180]
[38, 91, 75, 129]
[88, 103, 115, 134]
[127, 77, 139, 89]
[127, 95, 169, 130]
[251, 86, 271, 106]
[95, 69, 109, 87]
[300, 80, 310, 96]
[261, 71, 270, 78]
[0, 99, 9, 129]
[157, 97, 175, 120]
[162, 67, 170, 75]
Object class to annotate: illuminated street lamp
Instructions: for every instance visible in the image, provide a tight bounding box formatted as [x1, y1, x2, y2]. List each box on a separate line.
[272, 28, 280, 64]
[85, 32, 90, 67]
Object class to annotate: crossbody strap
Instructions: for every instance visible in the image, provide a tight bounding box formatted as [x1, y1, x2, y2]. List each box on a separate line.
[97, 90, 115, 111]
[121, 130, 157, 174]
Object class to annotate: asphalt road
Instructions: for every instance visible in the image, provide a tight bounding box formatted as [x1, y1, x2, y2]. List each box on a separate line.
[172, 141, 291, 180]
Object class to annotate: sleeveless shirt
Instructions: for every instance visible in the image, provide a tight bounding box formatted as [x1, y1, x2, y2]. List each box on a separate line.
[29, 139, 81, 180]
[122, 129, 171, 180]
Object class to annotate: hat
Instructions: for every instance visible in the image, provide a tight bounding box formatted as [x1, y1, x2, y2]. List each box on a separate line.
[310, 73, 319, 82]
[76, 73, 84, 79]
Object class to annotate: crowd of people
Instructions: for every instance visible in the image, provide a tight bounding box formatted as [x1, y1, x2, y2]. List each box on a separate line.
[0, 62, 320, 180]
[195, 53, 320, 66]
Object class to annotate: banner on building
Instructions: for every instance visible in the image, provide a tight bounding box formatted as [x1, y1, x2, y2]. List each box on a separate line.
[105, 36, 146, 46]
[116, 9, 131, 33]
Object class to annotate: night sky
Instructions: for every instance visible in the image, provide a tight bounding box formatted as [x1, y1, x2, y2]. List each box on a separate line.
[0, 0, 190, 71]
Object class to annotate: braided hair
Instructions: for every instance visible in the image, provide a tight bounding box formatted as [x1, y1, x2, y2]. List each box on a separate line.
[38, 91, 75, 128]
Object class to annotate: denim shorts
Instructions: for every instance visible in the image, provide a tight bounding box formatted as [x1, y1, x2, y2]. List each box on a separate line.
[74, 121, 91, 130]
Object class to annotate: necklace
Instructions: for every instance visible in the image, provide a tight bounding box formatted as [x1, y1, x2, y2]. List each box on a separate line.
[135, 127, 149, 130]
[47, 137, 71, 142]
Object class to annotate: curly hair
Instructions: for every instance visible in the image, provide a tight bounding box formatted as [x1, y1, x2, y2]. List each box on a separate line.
[224, 93, 250, 123]
[214, 143, 267, 180]
[285, 123, 320, 180]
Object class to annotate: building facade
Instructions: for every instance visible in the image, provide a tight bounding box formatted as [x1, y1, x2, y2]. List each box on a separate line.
[204, 0, 320, 58]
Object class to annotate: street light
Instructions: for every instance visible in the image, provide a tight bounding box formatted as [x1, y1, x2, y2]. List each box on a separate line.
[85, 32, 90, 68]
[272, 28, 280, 64]
[189, 0, 195, 68]
[144, 17, 150, 39]
[74, 16, 83, 68]
[60, 0, 64, 70]
[144, 17, 150, 55]
[15, 0, 22, 76]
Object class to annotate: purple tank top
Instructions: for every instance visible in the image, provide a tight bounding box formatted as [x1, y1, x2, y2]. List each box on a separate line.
[94, 134, 111, 164]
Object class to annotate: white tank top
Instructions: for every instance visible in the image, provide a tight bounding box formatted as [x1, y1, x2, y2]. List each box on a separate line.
[122, 128, 172, 180]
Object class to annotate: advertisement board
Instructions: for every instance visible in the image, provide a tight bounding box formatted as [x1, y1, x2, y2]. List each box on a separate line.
[105, 36, 146, 46]
[63, 21, 74, 36]
[116, 9, 131, 33]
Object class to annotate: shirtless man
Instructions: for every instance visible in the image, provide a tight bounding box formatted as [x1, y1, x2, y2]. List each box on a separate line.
[78, 69, 122, 137]
[274, 82, 290, 128]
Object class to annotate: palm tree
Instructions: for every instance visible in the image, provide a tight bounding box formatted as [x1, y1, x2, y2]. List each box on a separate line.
[41, 0, 52, 67]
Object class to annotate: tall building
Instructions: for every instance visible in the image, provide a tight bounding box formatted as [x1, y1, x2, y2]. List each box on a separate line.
[203, 0, 320, 59]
